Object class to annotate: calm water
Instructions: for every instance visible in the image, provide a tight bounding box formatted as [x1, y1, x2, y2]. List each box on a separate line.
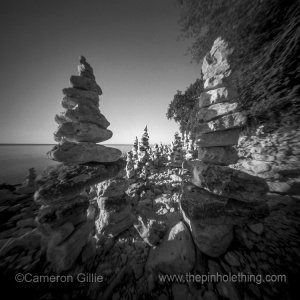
[0, 144, 132, 185]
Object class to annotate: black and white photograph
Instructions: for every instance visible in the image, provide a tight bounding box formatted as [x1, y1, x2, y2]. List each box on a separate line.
[0, 0, 299, 299]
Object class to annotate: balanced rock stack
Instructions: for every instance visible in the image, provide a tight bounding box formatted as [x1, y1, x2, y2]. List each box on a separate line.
[137, 126, 150, 164]
[169, 132, 184, 167]
[180, 38, 269, 257]
[95, 176, 135, 237]
[34, 57, 125, 272]
[139, 126, 150, 151]
[125, 151, 135, 179]
[48, 55, 121, 164]
[132, 136, 139, 161]
[185, 132, 196, 161]
[15, 168, 37, 194]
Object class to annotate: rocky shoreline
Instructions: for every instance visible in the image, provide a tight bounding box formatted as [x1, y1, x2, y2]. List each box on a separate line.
[1, 155, 300, 300]
[0, 43, 300, 300]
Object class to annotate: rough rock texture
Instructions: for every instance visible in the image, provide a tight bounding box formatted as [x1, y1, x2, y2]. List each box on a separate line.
[196, 112, 247, 134]
[146, 221, 195, 274]
[134, 208, 167, 246]
[54, 122, 113, 143]
[180, 182, 269, 225]
[233, 122, 300, 196]
[33, 57, 126, 272]
[184, 217, 233, 258]
[47, 220, 94, 271]
[204, 76, 232, 91]
[97, 179, 130, 198]
[96, 196, 135, 237]
[198, 146, 239, 165]
[48, 141, 122, 164]
[179, 38, 271, 260]
[196, 129, 240, 147]
[199, 87, 238, 108]
[37, 196, 89, 227]
[62, 88, 99, 109]
[55, 105, 110, 129]
[198, 102, 238, 123]
[34, 160, 125, 204]
[70, 75, 102, 95]
[15, 168, 37, 194]
[183, 160, 268, 202]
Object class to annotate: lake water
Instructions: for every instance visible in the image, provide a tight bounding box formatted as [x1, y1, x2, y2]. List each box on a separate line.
[0, 144, 132, 185]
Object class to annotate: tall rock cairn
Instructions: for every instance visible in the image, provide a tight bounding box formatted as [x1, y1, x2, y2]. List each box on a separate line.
[180, 38, 269, 257]
[48, 56, 121, 164]
[139, 125, 150, 151]
[169, 132, 184, 167]
[137, 126, 150, 163]
[35, 56, 124, 272]
[132, 136, 139, 160]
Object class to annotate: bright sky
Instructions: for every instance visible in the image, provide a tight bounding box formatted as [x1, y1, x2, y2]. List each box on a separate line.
[0, 0, 200, 144]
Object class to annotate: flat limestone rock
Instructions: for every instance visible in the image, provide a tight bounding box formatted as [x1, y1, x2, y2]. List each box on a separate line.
[134, 209, 167, 246]
[55, 105, 110, 129]
[196, 128, 240, 147]
[204, 76, 232, 91]
[47, 220, 94, 271]
[198, 102, 238, 123]
[54, 122, 113, 143]
[70, 75, 102, 95]
[179, 182, 269, 225]
[146, 221, 195, 275]
[210, 37, 234, 64]
[41, 222, 75, 248]
[198, 146, 238, 166]
[48, 141, 122, 164]
[61, 96, 99, 111]
[37, 196, 90, 225]
[34, 160, 125, 204]
[183, 160, 269, 202]
[62, 88, 99, 106]
[199, 87, 238, 108]
[96, 196, 135, 237]
[97, 179, 130, 197]
[196, 112, 247, 134]
[183, 218, 233, 257]
[202, 57, 231, 80]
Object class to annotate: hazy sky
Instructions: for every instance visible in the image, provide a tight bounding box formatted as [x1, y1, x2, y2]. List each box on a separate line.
[0, 0, 200, 144]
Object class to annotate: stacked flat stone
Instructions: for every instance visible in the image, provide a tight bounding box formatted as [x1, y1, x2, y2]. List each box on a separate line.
[180, 38, 269, 258]
[139, 126, 150, 151]
[125, 151, 135, 179]
[182, 131, 189, 151]
[48, 56, 121, 164]
[185, 132, 196, 160]
[34, 57, 124, 272]
[137, 126, 150, 165]
[15, 168, 37, 194]
[95, 176, 135, 237]
[170, 132, 184, 167]
[132, 136, 139, 160]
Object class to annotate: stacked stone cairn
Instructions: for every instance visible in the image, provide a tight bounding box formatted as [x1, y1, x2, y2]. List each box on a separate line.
[169, 132, 184, 167]
[137, 126, 151, 177]
[125, 151, 135, 179]
[34, 56, 125, 272]
[15, 168, 37, 194]
[139, 126, 150, 151]
[95, 173, 135, 238]
[180, 38, 270, 257]
[132, 136, 139, 160]
[48, 56, 121, 164]
[184, 131, 196, 161]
